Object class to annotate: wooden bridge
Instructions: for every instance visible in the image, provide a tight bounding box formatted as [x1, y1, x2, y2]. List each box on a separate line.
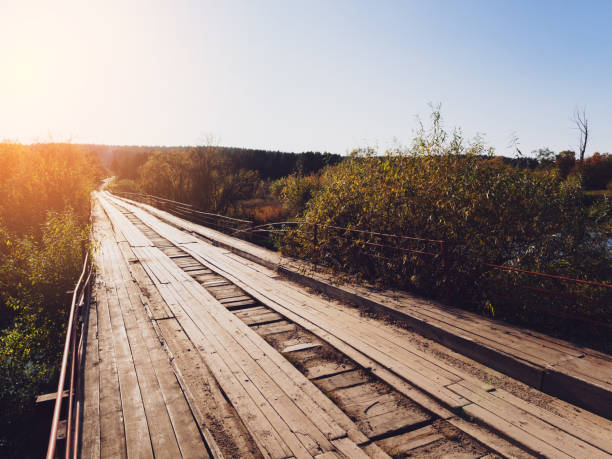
[51, 191, 612, 458]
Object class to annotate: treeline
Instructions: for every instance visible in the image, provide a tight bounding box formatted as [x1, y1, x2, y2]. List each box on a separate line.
[85, 144, 342, 181]
[0, 143, 104, 456]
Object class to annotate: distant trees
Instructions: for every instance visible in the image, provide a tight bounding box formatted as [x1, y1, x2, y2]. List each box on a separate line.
[533, 147, 556, 168]
[555, 150, 576, 179]
[106, 145, 342, 218]
[581, 152, 612, 190]
[104, 145, 342, 184]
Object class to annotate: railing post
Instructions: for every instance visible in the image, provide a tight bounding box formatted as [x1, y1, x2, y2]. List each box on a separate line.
[441, 241, 452, 304]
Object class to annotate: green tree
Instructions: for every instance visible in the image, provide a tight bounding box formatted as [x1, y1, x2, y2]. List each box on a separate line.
[556, 150, 576, 179]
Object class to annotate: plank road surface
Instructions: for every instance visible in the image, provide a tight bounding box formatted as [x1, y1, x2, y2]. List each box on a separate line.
[75, 191, 612, 458]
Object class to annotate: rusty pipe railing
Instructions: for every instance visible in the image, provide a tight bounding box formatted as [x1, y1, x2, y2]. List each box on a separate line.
[46, 253, 92, 459]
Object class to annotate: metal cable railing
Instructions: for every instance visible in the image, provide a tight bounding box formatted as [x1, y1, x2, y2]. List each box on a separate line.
[113, 191, 253, 234]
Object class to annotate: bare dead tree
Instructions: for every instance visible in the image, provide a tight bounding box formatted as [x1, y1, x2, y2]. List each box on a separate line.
[572, 108, 588, 163]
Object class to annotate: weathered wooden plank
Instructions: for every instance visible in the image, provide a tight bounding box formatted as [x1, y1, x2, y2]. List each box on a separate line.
[80, 283, 101, 459]
[100, 250, 154, 458]
[95, 281, 128, 459]
[490, 388, 612, 455]
[305, 362, 357, 381]
[375, 425, 443, 455]
[283, 343, 322, 354]
[448, 383, 607, 458]
[250, 321, 297, 336]
[313, 371, 367, 393]
[106, 240, 194, 458]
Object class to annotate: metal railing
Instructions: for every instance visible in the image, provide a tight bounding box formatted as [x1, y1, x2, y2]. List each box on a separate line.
[113, 191, 253, 234]
[46, 254, 92, 459]
[237, 222, 611, 330]
[480, 261, 611, 329]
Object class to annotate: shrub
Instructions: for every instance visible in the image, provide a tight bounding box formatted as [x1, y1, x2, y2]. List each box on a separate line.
[581, 152, 612, 190]
[271, 173, 324, 216]
[107, 178, 141, 194]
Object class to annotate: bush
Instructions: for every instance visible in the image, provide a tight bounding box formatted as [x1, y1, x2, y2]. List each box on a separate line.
[581, 152, 612, 190]
[107, 178, 141, 194]
[271, 173, 324, 216]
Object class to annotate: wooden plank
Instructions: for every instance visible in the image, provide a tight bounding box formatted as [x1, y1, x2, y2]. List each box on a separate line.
[112, 219, 256, 458]
[155, 284, 293, 458]
[490, 388, 612, 455]
[109, 195, 450, 446]
[306, 362, 357, 380]
[100, 250, 153, 458]
[95, 204, 203, 456]
[107, 238, 207, 458]
[80, 284, 101, 459]
[95, 282, 128, 459]
[358, 408, 430, 439]
[116, 242, 174, 320]
[233, 305, 269, 317]
[162, 275, 371, 447]
[242, 312, 284, 326]
[330, 437, 370, 459]
[250, 321, 297, 336]
[448, 383, 607, 458]
[165, 284, 313, 458]
[184, 242, 466, 389]
[131, 191, 612, 419]
[313, 371, 367, 393]
[331, 384, 429, 424]
[120, 242, 296, 459]
[375, 425, 443, 455]
[547, 398, 612, 442]
[219, 295, 252, 304]
[460, 404, 570, 458]
[202, 280, 231, 287]
[154, 319, 257, 459]
[224, 299, 258, 310]
[361, 442, 392, 459]
[283, 343, 322, 354]
[446, 416, 536, 459]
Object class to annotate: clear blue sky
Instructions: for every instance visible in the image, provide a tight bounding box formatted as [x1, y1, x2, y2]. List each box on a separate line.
[1, 0, 610, 156]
